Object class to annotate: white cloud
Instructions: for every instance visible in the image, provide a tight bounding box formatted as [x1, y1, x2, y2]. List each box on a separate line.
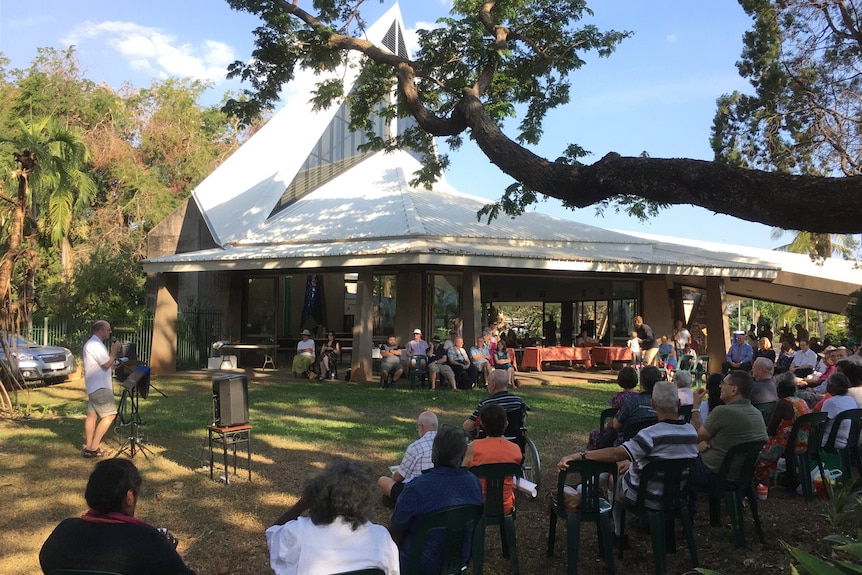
[60, 20, 235, 83]
[404, 20, 442, 57]
[666, 33, 678, 43]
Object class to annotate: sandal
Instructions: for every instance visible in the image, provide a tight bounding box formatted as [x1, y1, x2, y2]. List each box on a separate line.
[82, 448, 104, 458]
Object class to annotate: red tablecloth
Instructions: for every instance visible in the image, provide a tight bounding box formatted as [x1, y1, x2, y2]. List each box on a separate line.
[520, 346, 592, 371]
[590, 346, 632, 367]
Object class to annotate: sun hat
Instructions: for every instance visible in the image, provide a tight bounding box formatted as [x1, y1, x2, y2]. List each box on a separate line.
[413, 328, 422, 334]
[300, 329, 311, 336]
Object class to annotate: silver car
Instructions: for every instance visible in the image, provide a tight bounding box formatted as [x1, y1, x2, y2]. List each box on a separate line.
[0, 335, 76, 384]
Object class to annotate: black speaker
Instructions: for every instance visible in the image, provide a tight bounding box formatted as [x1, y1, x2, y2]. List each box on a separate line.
[212, 375, 249, 426]
[120, 341, 137, 362]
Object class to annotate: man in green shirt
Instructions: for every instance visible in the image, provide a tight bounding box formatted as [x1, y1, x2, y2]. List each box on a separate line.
[690, 370, 767, 487]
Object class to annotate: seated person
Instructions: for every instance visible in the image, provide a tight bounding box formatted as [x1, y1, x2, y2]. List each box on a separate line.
[754, 372, 810, 483]
[790, 339, 818, 379]
[722, 333, 754, 374]
[587, 366, 639, 450]
[673, 370, 693, 405]
[463, 403, 524, 514]
[39, 458, 195, 575]
[317, 331, 340, 381]
[292, 329, 315, 377]
[574, 329, 598, 347]
[658, 334, 677, 368]
[463, 369, 528, 443]
[427, 336, 458, 391]
[492, 339, 516, 387]
[447, 337, 477, 390]
[470, 336, 493, 383]
[378, 411, 438, 503]
[558, 381, 698, 537]
[390, 425, 484, 575]
[380, 335, 404, 388]
[607, 366, 661, 445]
[406, 328, 429, 369]
[820, 372, 857, 449]
[267, 458, 399, 575]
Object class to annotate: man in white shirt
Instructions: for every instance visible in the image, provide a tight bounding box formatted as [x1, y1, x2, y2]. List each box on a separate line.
[790, 339, 818, 379]
[377, 411, 438, 503]
[82, 320, 121, 457]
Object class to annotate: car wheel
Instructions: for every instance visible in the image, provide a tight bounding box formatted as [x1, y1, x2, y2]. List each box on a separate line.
[45, 376, 68, 386]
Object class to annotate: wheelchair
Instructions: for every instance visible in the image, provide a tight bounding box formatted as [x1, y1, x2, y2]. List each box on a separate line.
[475, 405, 542, 495]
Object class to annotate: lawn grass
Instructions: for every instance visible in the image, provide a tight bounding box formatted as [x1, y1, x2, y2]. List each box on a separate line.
[0, 374, 615, 575]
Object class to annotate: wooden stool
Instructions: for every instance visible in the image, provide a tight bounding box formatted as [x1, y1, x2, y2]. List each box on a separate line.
[207, 424, 252, 483]
[262, 354, 275, 369]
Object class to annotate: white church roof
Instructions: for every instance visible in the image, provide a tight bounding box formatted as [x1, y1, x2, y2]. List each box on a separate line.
[142, 2, 861, 313]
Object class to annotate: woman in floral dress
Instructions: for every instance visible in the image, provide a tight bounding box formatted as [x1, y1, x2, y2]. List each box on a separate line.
[754, 372, 811, 483]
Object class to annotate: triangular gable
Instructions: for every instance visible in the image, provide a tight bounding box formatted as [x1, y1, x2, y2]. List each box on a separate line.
[191, 3, 409, 246]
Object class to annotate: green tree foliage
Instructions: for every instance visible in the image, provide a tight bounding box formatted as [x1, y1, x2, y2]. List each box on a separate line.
[713, 0, 862, 255]
[225, 0, 862, 232]
[0, 47, 251, 325]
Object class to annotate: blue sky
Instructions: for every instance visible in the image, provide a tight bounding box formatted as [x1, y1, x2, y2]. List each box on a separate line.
[0, 1, 787, 249]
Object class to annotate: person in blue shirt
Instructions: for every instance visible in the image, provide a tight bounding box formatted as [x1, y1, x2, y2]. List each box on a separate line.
[721, 333, 754, 374]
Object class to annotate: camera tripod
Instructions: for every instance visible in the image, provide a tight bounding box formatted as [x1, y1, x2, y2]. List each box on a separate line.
[114, 386, 154, 458]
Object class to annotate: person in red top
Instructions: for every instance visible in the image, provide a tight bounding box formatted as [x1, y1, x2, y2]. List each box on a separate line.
[462, 403, 523, 514]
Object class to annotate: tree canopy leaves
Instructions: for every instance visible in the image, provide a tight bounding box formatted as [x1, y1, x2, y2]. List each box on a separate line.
[225, 0, 862, 233]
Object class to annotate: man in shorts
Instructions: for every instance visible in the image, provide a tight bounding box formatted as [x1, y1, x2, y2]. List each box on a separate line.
[82, 320, 121, 458]
[380, 335, 404, 388]
[427, 336, 457, 391]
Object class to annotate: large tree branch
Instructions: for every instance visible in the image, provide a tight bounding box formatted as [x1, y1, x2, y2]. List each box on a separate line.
[459, 91, 862, 233]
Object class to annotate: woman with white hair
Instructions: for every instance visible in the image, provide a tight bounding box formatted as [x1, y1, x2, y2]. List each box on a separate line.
[267, 458, 399, 575]
[673, 370, 693, 405]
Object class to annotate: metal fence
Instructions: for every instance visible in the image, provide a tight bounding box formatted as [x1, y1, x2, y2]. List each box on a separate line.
[30, 311, 227, 370]
[177, 309, 223, 370]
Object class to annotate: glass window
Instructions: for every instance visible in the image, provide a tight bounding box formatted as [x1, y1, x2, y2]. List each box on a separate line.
[247, 278, 277, 338]
[431, 274, 461, 341]
[373, 274, 397, 336]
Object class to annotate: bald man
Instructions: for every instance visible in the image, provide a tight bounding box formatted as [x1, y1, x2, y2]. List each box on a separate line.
[82, 320, 122, 457]
[378, 411, 438, 503]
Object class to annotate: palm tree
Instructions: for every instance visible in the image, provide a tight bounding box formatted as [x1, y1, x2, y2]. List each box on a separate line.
[0, 117, 95, 411]
[770, 229, 859, 262]
[2, 117, 97, 277]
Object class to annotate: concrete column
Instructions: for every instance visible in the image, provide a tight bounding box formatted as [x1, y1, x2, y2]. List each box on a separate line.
[150, 273, 178, 375]
[395, 271, 423, 341]
[705, 277, 731, 370]
[350, 270, 374, 383]
[462, 271, 482, 346]
[560, 301, 574, 346]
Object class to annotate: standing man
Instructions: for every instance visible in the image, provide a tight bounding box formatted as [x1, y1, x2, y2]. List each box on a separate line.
[722, 333, 754, 374]
[378, 411, 438, 503]
[672, 320, 692, 357]
[543, 314, 557, 347]
[635, 316, 658, 366]
[82, 320, 121, 458]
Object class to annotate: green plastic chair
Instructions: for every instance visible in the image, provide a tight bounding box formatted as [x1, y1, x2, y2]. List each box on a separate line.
[780, 411, 829, 502]
[599, 407, 618, 430]
[403, 504, 484, 575]
[677, 354, 695, 372]
[753, 401, 777, 426]
[547, 459, 617, 575]
[470, 462, 523, 575]
[617, 458, 698, 575]
[692, 355, 710, 386]
[821, 408, 862, 483]
[691, 440, 765, 548]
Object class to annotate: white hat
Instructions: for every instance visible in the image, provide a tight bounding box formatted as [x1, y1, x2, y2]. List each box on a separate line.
[413, 328, 422, 335]
[300, 329, 312, 336]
